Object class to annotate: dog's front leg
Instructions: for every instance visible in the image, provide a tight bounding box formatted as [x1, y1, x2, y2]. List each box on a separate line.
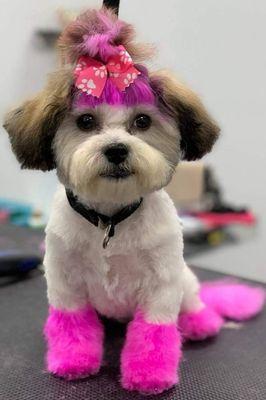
[43, 232, 104, 380]
[121, 243, 183, 395]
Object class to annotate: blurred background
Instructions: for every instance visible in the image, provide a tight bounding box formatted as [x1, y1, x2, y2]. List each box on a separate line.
[0, 0, 265, 281]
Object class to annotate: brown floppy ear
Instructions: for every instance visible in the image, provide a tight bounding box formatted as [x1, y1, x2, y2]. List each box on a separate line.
[3, 68, 73, 171]
[150, 70, 220, 161]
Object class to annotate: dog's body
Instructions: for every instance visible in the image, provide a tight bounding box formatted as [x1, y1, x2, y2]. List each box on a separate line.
[45, 185, 201, 322]
[3, 7, 264, 395]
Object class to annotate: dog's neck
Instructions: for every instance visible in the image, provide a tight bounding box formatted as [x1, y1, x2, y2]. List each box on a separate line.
[66, 189, 144, 248]
[85, 200, 130, 217]
[73, 193, 143, 217]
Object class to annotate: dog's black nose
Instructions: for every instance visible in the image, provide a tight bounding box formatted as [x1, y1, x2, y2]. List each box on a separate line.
[104, 143, 129, 165]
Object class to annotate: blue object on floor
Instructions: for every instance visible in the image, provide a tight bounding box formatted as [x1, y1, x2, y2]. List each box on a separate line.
[0, 250, 41, 276]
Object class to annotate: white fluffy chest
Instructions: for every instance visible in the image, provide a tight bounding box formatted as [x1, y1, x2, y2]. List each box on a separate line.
[82, 251, 144, 320]
[45, 187, 184, 320]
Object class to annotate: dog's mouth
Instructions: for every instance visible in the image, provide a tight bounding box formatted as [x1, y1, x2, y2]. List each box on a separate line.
[100, 167, 134, 180]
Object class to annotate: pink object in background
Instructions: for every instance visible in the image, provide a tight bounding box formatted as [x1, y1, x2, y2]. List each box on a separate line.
[194, 211, 256, 229]
[0, 211, 9, 223]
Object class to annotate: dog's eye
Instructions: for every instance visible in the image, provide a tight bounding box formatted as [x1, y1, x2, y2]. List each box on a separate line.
[133, 114, 152, 131]
[76, 114, 97, 131]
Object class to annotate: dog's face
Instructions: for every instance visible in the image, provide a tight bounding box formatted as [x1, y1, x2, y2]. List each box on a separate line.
[54, 103, 180, 203]
[3, 68, 220, 204]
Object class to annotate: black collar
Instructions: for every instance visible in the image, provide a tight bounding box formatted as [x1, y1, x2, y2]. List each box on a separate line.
[66, 189, 143, 249]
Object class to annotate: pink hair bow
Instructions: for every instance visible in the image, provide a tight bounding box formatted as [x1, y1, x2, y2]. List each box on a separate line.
[74, 45, 141, 98]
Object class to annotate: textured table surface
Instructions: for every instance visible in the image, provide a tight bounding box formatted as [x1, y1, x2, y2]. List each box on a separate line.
[0, 268, 265, 400]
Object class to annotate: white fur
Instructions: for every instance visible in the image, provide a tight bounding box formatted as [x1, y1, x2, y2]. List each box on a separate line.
[44, 185, 202, 324]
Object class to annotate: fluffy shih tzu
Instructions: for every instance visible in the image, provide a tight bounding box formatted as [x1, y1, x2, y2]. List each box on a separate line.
[3, 7, 264, 395]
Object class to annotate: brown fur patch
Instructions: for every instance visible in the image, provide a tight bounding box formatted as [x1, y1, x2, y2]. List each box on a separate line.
[3, 68, 73, 171]
[150, 70, 220, 161]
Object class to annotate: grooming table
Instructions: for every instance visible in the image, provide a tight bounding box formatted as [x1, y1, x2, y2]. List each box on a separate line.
[0, 268, 265, 400]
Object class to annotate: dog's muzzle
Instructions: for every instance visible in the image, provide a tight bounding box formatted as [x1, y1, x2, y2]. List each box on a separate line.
[101, 143, 132, 179]
[104, 143, 129, 165]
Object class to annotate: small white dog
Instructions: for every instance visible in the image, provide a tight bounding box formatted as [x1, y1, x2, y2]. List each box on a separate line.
[4, 7, 264, 395]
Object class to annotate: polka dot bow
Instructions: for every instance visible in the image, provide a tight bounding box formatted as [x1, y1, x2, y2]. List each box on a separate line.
[74, 45, 141, 98]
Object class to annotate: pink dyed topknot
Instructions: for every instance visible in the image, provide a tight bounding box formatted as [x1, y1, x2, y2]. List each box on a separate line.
[59, 7, 154, 64]
[59, 8, 156, 109]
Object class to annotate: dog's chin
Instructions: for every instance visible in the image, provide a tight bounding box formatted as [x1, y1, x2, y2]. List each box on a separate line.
[100, 168, 134, 180]
[65, 164, 173, 204]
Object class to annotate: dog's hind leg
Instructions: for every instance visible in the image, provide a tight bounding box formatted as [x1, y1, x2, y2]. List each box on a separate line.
[179, 266, 265, 341]
[179, 265, 224, 341]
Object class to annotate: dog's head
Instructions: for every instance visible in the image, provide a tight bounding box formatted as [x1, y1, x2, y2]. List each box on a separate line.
[3, 8, 220, 204]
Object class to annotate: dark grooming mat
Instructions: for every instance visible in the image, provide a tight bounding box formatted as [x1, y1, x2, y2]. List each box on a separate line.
[0, 268, 265, 400]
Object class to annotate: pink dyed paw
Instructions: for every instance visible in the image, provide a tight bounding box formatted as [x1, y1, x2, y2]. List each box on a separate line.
[121, 312, 181, 395]
[201, 282, 265, 321]
[179, 306, 224, 341]
[46, 342, 102, 380]
[44, 306, 104, 380]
